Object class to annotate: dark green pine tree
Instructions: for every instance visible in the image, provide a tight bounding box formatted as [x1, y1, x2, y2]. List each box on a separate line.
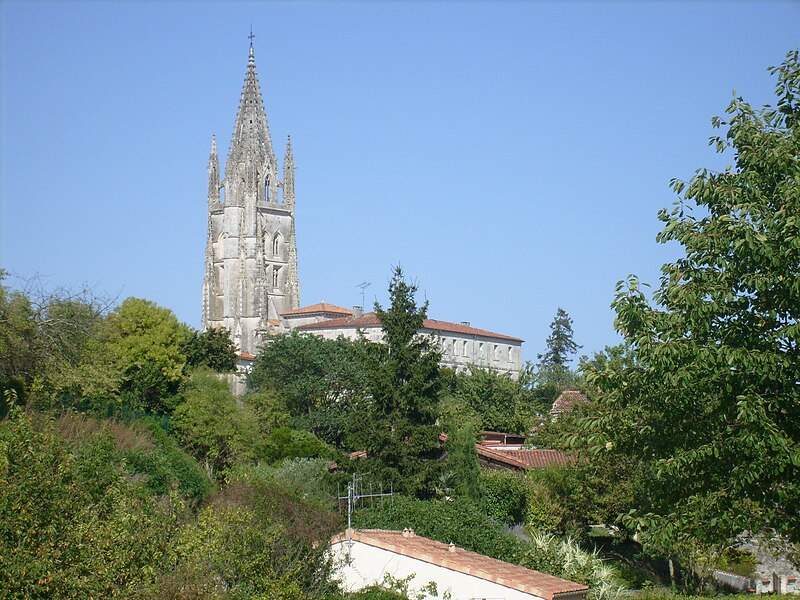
[539, 307, 581, 368]
[537, 307, 581, 389]
[445, 424, 484, 504]
[356, 266, 443, 497]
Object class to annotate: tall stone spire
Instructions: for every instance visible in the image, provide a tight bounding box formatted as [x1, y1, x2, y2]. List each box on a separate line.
[225, 44, 277, 202]
[202, 42, 300, 355]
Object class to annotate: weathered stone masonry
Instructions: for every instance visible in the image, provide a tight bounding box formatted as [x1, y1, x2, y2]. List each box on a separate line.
[202, 44, 300, 355]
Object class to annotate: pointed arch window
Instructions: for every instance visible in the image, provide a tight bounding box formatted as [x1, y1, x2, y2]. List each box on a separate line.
[265, 175, 271, 202]
[272, 266, 279, 288]
[272, 234, 280, 257]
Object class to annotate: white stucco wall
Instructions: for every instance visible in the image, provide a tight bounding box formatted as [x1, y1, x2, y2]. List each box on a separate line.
[330, 540, 542, 600]
[302, 326, 523, 378]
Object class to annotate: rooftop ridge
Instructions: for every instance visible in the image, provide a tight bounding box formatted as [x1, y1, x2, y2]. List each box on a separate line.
[297, 312, 523, 342]
[331, 529, 589, 600]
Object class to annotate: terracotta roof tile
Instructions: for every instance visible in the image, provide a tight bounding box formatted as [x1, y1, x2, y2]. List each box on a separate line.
[298, 312, 523, 342]
[477, 446, 576, 470]
[331, 529, 589, 600]
[281, 302, 354, 317]
[551, 390, 589, 415]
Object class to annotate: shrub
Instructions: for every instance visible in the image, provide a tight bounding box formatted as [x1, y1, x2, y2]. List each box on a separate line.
[482, 469, 527, 524]
[122, 419, 213, 506]
[0, 407, 176, 597]
[160, 476, 340, 599]
[353, 494, 527, 564]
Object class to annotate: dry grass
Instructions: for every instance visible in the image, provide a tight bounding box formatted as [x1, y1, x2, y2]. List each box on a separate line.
[54, 412, 155, 451]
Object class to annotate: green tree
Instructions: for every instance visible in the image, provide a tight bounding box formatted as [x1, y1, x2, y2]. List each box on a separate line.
[443, 424, 484, 503]
[181, 326, 237, 373]
[574, 51, 800, 555]
[445, 366, 534, 433]
[0, 274, 37, 408]
[248, 331, 370, 446]
[354, 267, 443, 496]
[171, 368, 260, 478]
[102, 297, 188, 414]
[537, 307, 581, 389]
[0, 273, 116, 413]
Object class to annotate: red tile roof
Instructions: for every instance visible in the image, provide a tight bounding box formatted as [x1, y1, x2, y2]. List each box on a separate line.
[477, 445, 576, 470]
[331, 529, 589, 600]
[551, 390, 589, 416]
[281, 302, 353, 317]
[298, 312, 523, 342]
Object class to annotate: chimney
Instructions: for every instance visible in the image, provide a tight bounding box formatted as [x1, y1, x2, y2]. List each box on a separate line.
[448, 542, 457, 553]
[402, 528, 415, 538]
[460, 321, 470, 327]
[352, 306, 363, 319]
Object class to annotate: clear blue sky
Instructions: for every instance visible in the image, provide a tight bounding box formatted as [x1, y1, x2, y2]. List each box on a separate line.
[1, 1, 798, 363]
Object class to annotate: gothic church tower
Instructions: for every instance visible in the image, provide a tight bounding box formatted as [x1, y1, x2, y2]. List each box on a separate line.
[202, 43, 300, 354]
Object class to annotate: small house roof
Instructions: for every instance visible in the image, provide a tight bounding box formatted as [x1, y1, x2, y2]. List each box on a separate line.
[280, 302, 353, 317]
[331, 529, 589, 600]
[551, 390, 589, 415]
[476, 445, 576, 470]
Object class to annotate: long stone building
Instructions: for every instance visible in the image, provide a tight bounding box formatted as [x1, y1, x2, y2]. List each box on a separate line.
[203, 42, 523, 377]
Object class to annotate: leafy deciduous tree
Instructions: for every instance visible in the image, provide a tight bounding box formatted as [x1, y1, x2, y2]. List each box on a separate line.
[574, 51, 800, 554]
[102, 297, 188, 414]
[171, 368, 260, 478]
[181, 326, 237, 373]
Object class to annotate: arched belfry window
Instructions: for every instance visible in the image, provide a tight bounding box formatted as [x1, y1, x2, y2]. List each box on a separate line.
[272, 266, 279, 288]
[272, 234, 280, 256]
[265, 175, 271, 202]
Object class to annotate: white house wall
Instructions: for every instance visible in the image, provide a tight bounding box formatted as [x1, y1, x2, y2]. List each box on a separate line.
[330, 540, 541, 600]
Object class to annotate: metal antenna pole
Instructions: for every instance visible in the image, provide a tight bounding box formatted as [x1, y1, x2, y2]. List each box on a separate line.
[356, 282, 371, 309]
[338, 472, 394, 563]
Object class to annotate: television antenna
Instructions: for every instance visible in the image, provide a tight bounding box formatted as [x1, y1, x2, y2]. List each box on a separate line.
[355, 281, 371, 310]
[337, 472, 393, 562]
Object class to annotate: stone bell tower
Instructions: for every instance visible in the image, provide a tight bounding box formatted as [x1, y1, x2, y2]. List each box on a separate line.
[201, 41, 300, 354]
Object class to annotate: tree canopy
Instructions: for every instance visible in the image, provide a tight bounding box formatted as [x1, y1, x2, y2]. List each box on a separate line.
[573, 50, 800, 552]
[182, 326, 237, 373]
[101, 297, 188, 414]
[354, 266, 443, 496]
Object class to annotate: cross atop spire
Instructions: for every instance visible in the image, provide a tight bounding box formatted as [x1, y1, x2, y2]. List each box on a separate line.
[248, 27, 255, 47]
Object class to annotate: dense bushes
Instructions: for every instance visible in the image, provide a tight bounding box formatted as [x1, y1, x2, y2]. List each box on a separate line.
[0, 407, 178, 597]
[122, 418, 213, 506]
[147, 476, 341, 599]
[353, 495, 528, 563]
